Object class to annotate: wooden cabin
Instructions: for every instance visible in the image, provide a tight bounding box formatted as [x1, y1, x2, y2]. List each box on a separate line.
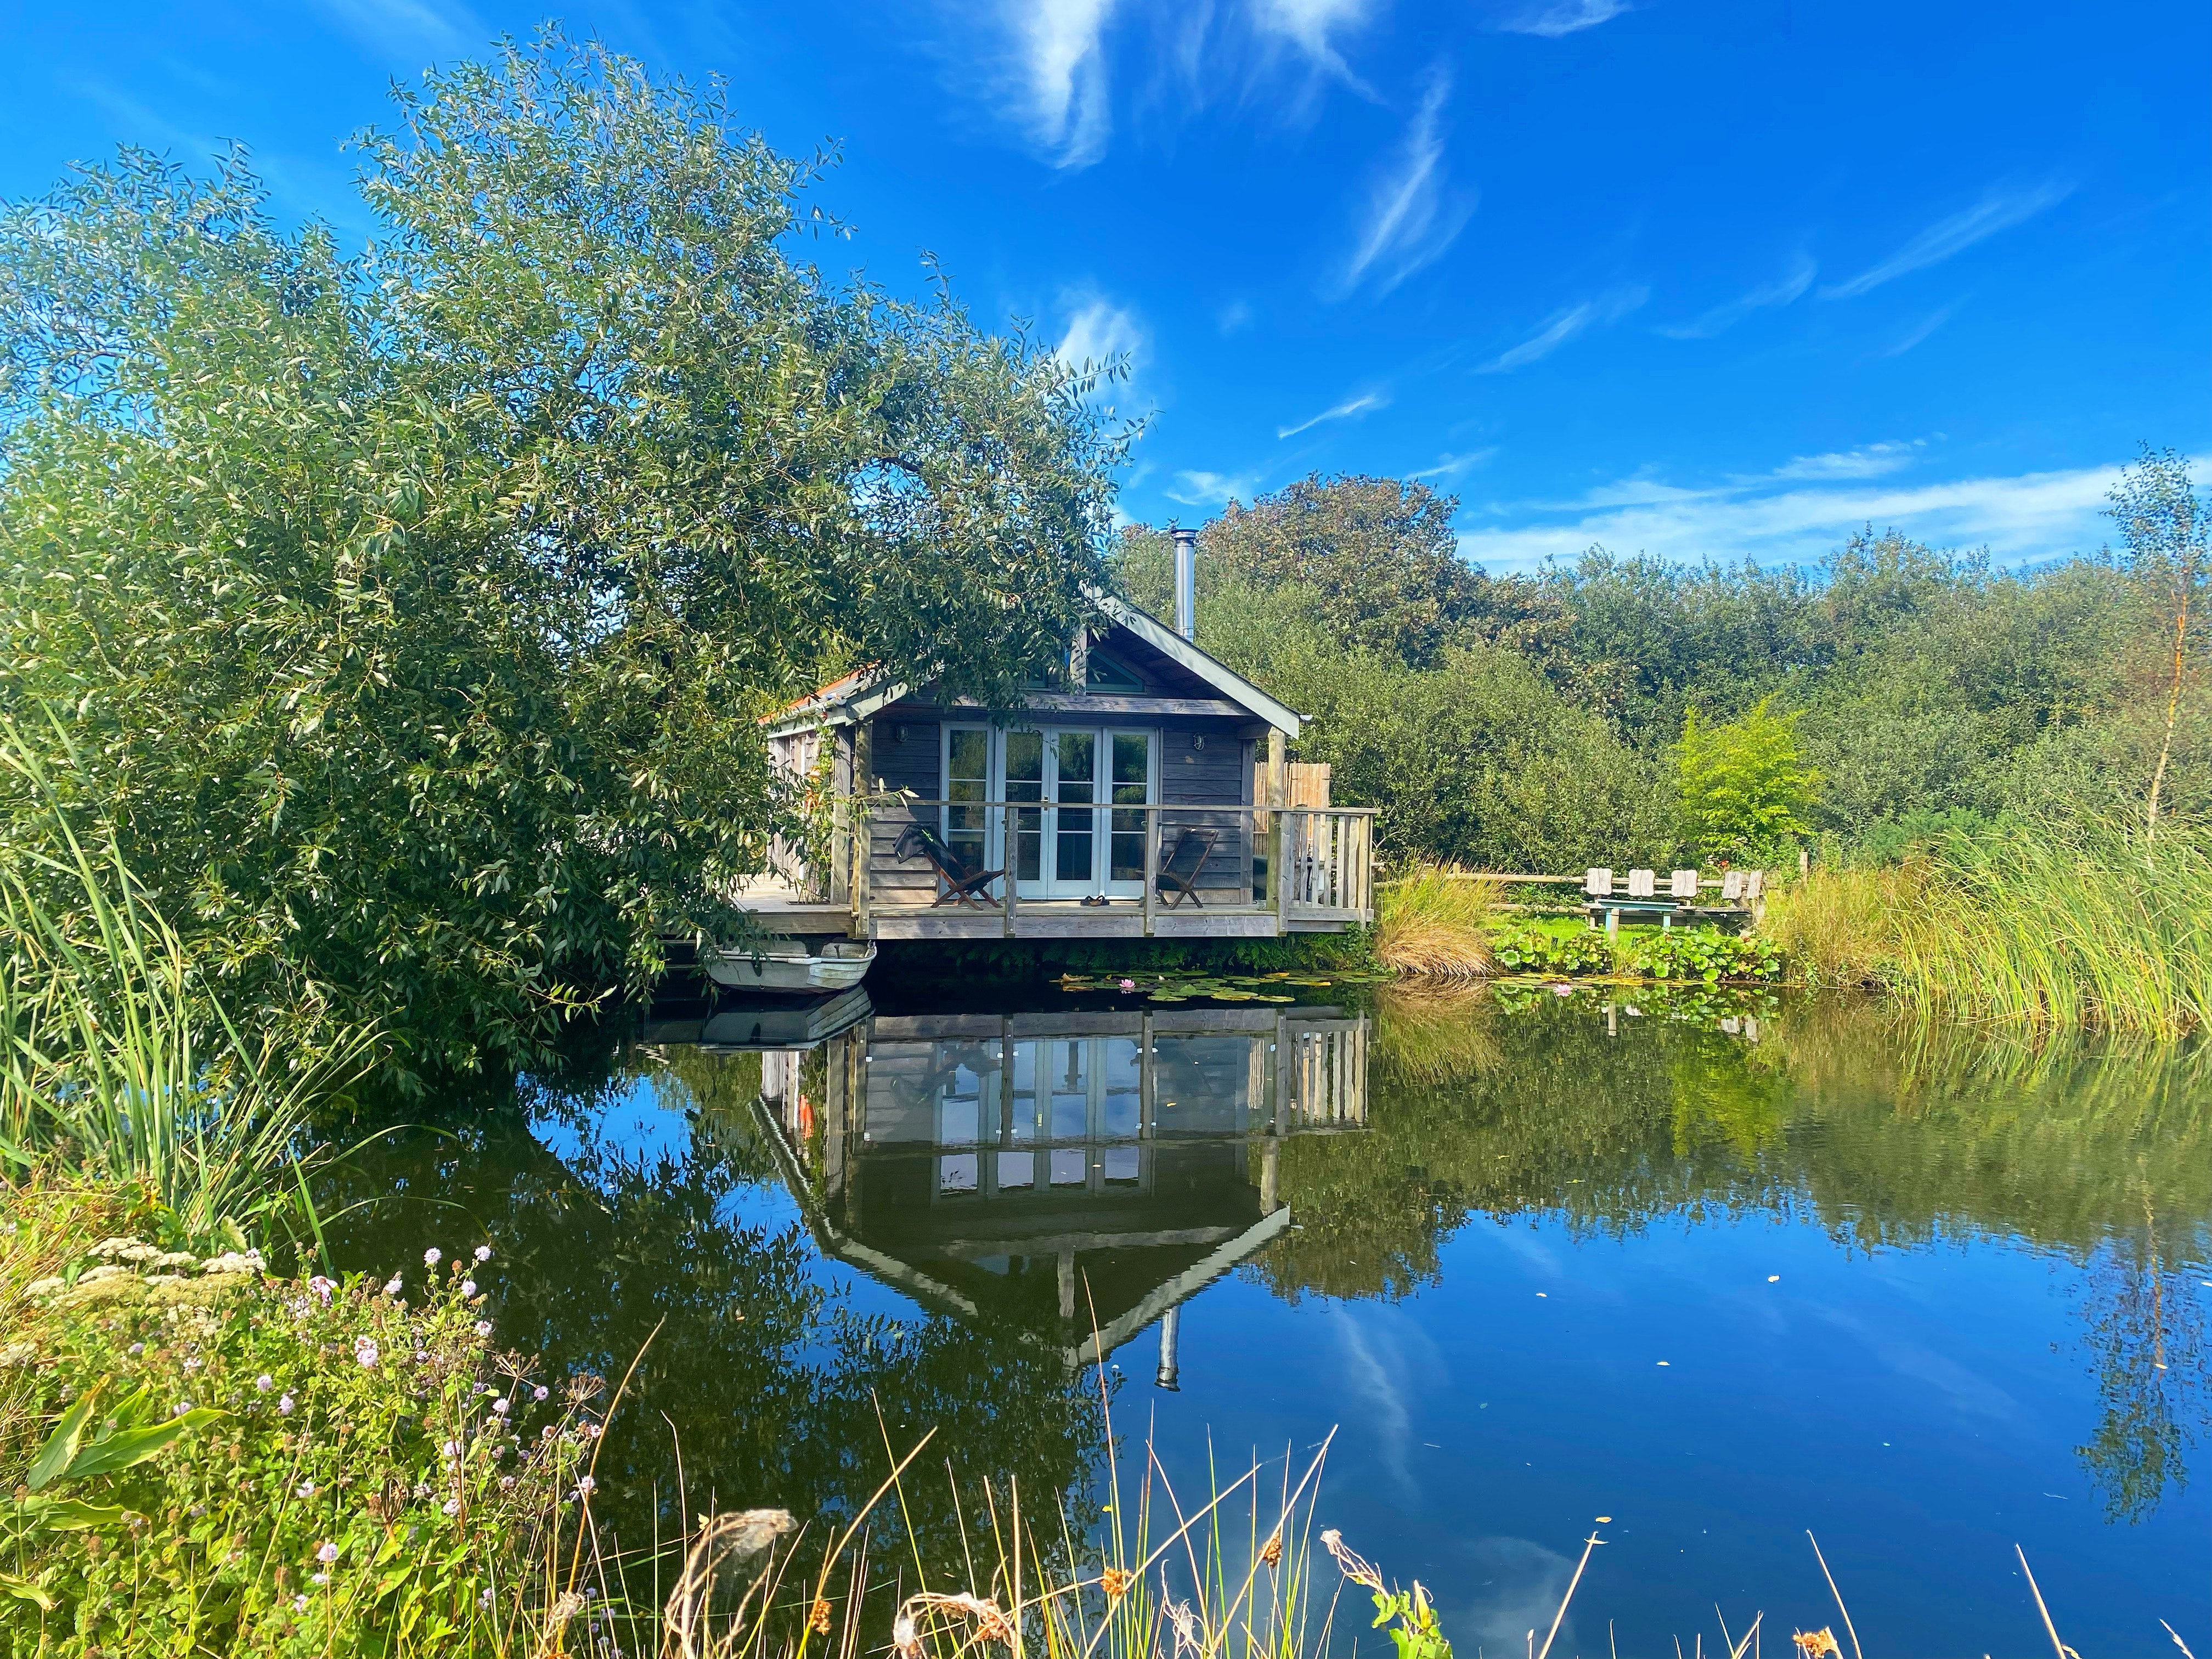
[748, 592, 1374, 941]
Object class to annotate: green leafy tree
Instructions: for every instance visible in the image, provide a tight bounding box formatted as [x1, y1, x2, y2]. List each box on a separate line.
[1675, 695, 1819, 861]
[0, 35, 1121, 1081]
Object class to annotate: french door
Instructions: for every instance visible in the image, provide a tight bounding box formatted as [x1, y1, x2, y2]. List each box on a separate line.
[944, 726, 1155, 900]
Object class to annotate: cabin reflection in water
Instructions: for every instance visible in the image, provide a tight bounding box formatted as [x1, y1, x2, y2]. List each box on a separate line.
[756, 1006, 1367, 1374]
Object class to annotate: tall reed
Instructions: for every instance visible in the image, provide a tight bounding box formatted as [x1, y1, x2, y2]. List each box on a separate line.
[0, 719, 371, 1246]
[1767, 817, 2211, 1038]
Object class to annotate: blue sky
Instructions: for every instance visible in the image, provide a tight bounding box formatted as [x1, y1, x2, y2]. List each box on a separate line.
[4, 0, 2207, 572]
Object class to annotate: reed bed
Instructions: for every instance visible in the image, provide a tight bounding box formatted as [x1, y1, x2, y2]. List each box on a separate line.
[1766, 818, 2212, 1038]
[0, 719, 373, 1249]
[1372, 865, 1498, 979]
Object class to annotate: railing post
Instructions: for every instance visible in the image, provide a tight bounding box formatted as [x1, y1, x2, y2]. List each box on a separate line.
[851, 795, 872, 938]
[1143, 806, 1159, 936]
[1002, 803, 1017, 938]
[1274, 810, 1295, 930]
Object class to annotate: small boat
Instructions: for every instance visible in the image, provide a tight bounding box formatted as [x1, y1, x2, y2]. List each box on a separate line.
[702, 936, 877, 994]
[693, 986, 874, 1051]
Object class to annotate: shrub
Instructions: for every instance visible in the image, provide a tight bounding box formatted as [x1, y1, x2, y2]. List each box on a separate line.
[1676, 696, 1819, 862]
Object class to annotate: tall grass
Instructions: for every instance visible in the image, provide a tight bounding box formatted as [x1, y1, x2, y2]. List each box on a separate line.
[1372, 866, 1497, 978]
[1766, 817, 2212, 1037]
[0, 719, 371, 1247]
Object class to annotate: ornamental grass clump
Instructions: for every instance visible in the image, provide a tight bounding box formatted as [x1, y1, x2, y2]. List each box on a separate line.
[0, 1181, 598, 1655]
[1373, 866, 1496, 978]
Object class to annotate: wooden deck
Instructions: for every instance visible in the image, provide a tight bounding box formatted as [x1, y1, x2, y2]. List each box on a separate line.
[737, 803, 1375, 941]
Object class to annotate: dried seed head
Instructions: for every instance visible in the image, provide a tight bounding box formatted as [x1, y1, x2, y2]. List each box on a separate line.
[1792, 1632, 1842, 1658]
[1260, 1532, 1283, 1569]
[1101, 1566, 1132, 1600]
[809, 1596, 833, 1635]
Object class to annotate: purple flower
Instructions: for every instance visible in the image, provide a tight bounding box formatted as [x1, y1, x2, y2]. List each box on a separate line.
[297, 1480, 317, 1498]
[278, 1392, 296, 1415]
[460, 1279, 477, 1297]
[533, 1385, 549, 1402]
[353, 1337, 380, 1368]
[424, 1248, 442, 1267]
[473, 1321, 492, 1337]
[255, 1374, 274, 1392]
[491, 1397, 510, 1415]
[473, 1244, 492, 1263]
[383, 1276, 403, 1297]
[293, 1594, 309, 1612]
[307, 1275, 335, 1305]
[315, 1541, 338, 1564]
[310, 1571, 329, 1586]
[498, 1475, 516, 1491]
[576, 1475, 596, 1495]
[442, 1497, 460, 1516]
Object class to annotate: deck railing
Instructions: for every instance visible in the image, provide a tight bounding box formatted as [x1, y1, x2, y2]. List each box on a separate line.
[817, 799, 1374, 933]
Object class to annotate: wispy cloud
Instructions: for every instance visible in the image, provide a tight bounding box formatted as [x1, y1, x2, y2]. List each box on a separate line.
[1277, 388, 1389, 439]
[1479, 285, 1646, 373]
[1821, 180, 2072, 300]
[313, 0, 484, 58]
[1768, 439, 1923, 481]
[1340, 70, 1474, 296]
[1167, 468, 1266, 507]
[1456, 453, 2148, 573]
[1217, 298, 1255, 336]
[1656, 255, 1815, 340]
[1410, 447, 1498, 480]
[1053, 292, 1149, 407]
[1250, 0, 1375, 84]
[1882, 300, 1965, 357]
[1498, 0, 1630, 37]
[997, 0, 1122, 167]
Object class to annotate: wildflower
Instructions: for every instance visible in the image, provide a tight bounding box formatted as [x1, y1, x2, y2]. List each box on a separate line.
[297, 1481, 317, 1498]
[442, 1498, 460, 1516]
[442, 1440, 461, 1460]
[307, 1275, 335, 1304]
[293, 1594, 309, 1612]
[1119, 978, 1136, 992]
[474, 1321, 492, 1336]
[383, 1276, 403, 1297]
[809, 1597, 833, 1635]
[582, 1421, 602, 1440]
[424, 1248, 442, 1267]
[1100, 1566, 1131, 1600]
[255, 1374, 274, 1392]
[311, 1571, 330, 1585]
[474, 1244, 492, 1263]
[460, 1279, 477, 1297]
[499, 1475, 516, 1491]
[183, 1356, 202, 1372]
[534, 1385, 550, 1402]
[491, 1397, 510, 1415]
[354, 1337, 380, 1368]
[173, 1400, 193, 1416]
[278, 1392, 296, 1415]
[480, 1587, 494, 1607]
[577, 1475, 597, 1495]
[128, 1342, 144, 1357]
[316, 1541, 339, 1565]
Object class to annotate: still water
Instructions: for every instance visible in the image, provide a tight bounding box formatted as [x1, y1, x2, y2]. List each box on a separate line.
[321, 984, 2211, 1656]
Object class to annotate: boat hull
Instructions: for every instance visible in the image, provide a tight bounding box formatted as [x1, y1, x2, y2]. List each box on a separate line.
[702, 940, 877, 993]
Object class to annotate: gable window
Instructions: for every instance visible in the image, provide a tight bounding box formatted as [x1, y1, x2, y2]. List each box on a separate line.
[1084, 651, 1145, 694]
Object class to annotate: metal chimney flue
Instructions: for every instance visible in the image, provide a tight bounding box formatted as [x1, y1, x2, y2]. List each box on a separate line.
[1171, 526, 1198, 641]
[1154, 1304, 1182, 1391]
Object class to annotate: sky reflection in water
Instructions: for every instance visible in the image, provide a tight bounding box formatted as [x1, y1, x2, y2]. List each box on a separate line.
[323, 987, 2211, 1657]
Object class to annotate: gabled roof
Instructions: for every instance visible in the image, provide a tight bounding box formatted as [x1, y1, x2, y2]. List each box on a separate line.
[763, 594, 1302, 738]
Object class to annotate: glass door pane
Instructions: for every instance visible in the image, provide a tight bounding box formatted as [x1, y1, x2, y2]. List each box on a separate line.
[1108, 731, 1151, 893]
[1052, 731, 1097, 892]
[1005, 730, 1045, 891]
[944, 727, 990, 874]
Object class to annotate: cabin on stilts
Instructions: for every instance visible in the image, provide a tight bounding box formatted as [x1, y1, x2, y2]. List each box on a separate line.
[744, 535, 1374, 943]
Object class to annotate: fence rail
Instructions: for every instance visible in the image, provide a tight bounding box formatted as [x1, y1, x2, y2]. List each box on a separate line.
[805, 798, 1375, 935]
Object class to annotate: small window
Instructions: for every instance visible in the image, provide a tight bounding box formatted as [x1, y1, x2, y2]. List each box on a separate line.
[1085, 651, 1144, 693]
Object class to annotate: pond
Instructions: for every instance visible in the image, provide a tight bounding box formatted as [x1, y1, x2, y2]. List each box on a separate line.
[317, 981, 2211, 1657]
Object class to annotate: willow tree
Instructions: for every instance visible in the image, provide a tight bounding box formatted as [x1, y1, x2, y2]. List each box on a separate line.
[2106, 446, 2207, 845]
[0, 35, 1123, 1080]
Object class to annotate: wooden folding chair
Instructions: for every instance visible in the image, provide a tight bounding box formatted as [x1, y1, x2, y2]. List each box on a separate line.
[893, 822, 1005, 910]
[1156, 828, 1219, 910]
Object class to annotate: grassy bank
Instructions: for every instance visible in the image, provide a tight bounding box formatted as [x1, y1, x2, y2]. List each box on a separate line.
[1765, 819, 2211, 1037]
